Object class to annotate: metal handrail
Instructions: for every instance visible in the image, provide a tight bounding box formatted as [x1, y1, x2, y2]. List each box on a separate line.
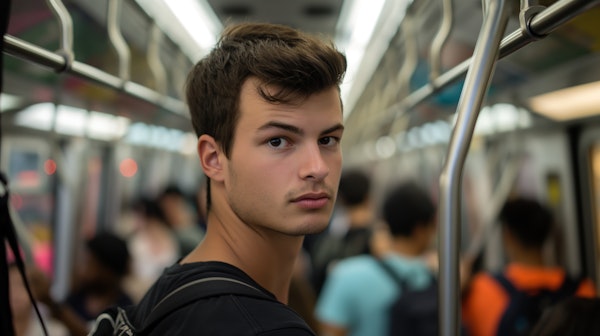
[396, 10, 418, 100]
[429, 0, 454, 81]
[438, 0, 510, 336]
[107, 0, 131, 84]
[44, 0, 74, 71]
[379, 0, 600, 129]
[147, 22, 167, 95]
[2, 35, 188, 116]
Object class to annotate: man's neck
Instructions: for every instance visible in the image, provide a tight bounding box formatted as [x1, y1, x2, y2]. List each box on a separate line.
[391, 237, 424, 258]
[182, 214, 303, 303]
[508, 248, 545, 267]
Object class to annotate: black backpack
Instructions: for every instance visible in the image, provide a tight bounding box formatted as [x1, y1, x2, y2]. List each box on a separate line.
[377, 259, 438, 336]
[493, 273, 581, 336]
[88, 277, 273, 336]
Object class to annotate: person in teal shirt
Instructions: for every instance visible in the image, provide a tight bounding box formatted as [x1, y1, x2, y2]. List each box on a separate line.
[316, 181, 437, 336]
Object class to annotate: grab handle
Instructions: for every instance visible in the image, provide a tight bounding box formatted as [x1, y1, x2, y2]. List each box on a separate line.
[45, 0, 74, 71]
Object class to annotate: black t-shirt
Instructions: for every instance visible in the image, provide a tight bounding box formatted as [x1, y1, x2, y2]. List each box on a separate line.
[130, 261, 315, 335]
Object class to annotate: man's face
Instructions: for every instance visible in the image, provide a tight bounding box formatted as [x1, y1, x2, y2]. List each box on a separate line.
[223, 78, 344, 236]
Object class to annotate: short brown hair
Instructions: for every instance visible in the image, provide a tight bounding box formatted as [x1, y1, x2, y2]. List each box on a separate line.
[185, 22, 347, 157]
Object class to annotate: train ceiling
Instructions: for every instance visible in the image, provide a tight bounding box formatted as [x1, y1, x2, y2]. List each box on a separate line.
[3, 0, 600, 146]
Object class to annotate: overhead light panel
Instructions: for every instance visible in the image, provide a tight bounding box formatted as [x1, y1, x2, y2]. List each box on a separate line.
[335, 0, 411, 118]
[529, 81, 600, 121]
[135, 0, 223, 61]
[336, 0, 386, 101]
[1, 93, 23, 112]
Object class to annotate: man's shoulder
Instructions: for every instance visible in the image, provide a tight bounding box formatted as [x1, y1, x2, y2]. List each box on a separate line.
[148, 292, 314, 335]
[133, 261, 315, 335]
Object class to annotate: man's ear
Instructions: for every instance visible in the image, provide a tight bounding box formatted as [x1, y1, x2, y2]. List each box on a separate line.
[198, 134, 225, 182]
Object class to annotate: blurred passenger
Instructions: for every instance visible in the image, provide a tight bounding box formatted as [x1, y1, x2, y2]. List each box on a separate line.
[158, 184, 205, 256]
[30, 231, 133, 336]
[316, 181, 437, 336]
[462, 197, 596, 336]
[310, 169, 377, 294]
[7, 244, 68, 336]
[288, 250, 320, 332]
[529, 297, 600, 336]
[127, 197, 179, 301]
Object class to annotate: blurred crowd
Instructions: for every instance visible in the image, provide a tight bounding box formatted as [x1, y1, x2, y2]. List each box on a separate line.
[7, 171, 600, 336]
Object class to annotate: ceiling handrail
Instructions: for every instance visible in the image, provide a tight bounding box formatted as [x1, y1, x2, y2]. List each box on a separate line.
[147, 22, 167, 95]
[2, 35, 188, 117]
[367, 0, 600, 136]
[44, 0, 74, 72]
[396, 7, 418, 101]
[429, 0, 454, 82]
[107, 0, 131, 85]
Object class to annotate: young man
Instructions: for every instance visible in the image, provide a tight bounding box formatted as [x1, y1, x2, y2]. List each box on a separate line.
[126, 23, 347, 335]
[462, 198, 596, 336]
[316, 181, 437, 336]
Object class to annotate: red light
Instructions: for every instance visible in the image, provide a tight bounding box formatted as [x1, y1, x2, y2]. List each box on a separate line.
[120, 158, 138, 177]
[44, 159, 57, 175]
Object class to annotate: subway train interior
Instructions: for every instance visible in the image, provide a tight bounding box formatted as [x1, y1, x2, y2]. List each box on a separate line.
[2, 0, 600, 335]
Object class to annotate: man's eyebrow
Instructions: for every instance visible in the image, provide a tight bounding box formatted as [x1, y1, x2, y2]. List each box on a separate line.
[258, 122, 345, 136]
[258, 121, 303, 135]
[321, 124, 344, 135]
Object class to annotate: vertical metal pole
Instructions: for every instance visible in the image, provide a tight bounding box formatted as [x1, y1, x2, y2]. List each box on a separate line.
[438, 0, 510, 335]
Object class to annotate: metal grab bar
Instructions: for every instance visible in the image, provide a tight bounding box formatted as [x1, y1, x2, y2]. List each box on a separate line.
[396, 11, 418, 100]
[107, 0, 131, 83]
[429, 0, 454, 81]
[2, 35, 188, 116]
[438, 0, 510, 335]
[378, 0, 600, 129]
[147, 22, 167, 95]
[44, 0, 74, 71]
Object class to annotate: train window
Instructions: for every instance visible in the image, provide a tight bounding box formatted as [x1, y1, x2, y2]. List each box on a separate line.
[8, 150, 41, 189]
[1, 137, 55, 276]
[3, 139, 51, 193]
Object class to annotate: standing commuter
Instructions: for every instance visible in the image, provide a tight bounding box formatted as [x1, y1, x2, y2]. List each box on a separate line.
[316, 181, 437, 336]
[94, 22, 347, 335]
[462, 197, 596, 336]
[157, 184, 205, 256]
[30, 232, 133, 336]
[310, 168, 377, 294]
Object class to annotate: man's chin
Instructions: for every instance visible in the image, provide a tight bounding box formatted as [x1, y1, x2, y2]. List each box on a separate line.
[298, 220, 330, 236]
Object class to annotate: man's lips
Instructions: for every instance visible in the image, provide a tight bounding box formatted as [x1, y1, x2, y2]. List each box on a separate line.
[292, 193, 330, 209]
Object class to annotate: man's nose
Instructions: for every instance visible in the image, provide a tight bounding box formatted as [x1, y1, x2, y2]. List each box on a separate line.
[299, 144, 329, 181]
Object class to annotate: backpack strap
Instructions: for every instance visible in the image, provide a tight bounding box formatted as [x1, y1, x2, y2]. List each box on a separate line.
[493, 273, 519, 295]
[493, 272, 581, 297]
[139, 276, 273, 332]
[376, 258, 408, 292]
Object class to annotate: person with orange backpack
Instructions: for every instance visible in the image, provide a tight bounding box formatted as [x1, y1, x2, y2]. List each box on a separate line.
[462, 198, 596, 336]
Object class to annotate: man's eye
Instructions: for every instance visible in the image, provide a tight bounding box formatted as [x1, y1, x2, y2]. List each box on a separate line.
[319, 136, 339, 146]
[268, 137, 288, 148]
